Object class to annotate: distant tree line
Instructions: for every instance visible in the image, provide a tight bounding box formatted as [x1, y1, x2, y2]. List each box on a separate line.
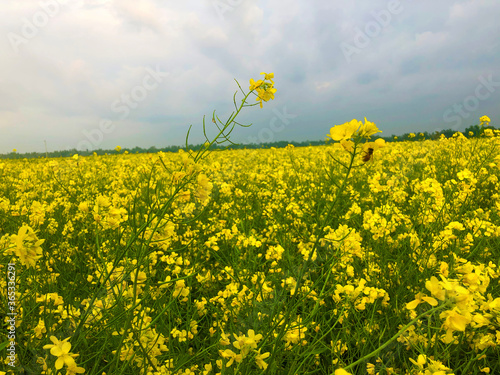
[0, 140, 328, 159]
[380, 123, 497, 142]
[1, 124, 497, 160]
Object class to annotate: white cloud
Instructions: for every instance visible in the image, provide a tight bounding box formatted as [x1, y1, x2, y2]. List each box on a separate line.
[414, 30, 449, 50]
[448, 1, 478, 21]
[111, 0, 164, 33]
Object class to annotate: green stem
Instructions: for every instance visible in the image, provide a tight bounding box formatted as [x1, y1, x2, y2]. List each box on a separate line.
[265, 145, 359, 370]
[293, 143, 358, 295]
[193, 87, 255, 163]
[337, 301, 452, 374]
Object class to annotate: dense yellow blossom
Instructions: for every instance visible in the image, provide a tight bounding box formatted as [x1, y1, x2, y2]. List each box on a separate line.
[0, 125, 499, 374]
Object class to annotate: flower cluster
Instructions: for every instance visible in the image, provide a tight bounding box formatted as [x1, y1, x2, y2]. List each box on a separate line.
[218, 329, 270, 370]
[327, 118, 381, 141]
[408, 354, 454, 375]
[249, 72, 277, 108]
[42, 336, 85, 374]
[7, 225, 44, 268]
[406, 257, 498, 345]
[480, 115, 491, 126]
[326, 117, 385, 160]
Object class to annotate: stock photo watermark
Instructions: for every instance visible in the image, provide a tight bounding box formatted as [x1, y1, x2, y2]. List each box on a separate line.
[8, 0, 69, 54]
[340, 0, 403, 63]
[76, 65, 169, 151]
[246, 106, 298, 144]
[7, 262, 17, 367]
[442, 73, 500, 130]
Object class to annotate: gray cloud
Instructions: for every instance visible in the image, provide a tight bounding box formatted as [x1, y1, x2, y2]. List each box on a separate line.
[1, 0, 499, 153]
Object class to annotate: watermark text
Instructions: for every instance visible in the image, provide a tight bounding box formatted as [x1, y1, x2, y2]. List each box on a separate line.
[7, 262, 17, 367]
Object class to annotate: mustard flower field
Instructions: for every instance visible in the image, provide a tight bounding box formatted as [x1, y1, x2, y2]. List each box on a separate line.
[1, 133, 499, 375]
[1, 74, 500, 374]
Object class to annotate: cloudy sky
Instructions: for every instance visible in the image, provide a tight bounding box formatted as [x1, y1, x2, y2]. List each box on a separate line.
[1, 0, 499, 154]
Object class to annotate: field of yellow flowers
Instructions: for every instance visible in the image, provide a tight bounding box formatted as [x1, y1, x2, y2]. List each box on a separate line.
[1, 131, 500, 375]
[1, 71, 500, 374]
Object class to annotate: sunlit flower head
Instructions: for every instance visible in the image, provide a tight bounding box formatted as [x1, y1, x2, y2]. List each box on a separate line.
[480, 115, 491, 125]
[260, 72, 274, 83]
[327, 119, 361, 141]
[42, 336, 81, 370]
[327, 118, 381, 142]
[484, 128, 493, 137]
[10, 225, 44, 268]
[249, 78, 263, 91]
[357, 117, 382, 138]
[335, 369, 353, 375]
[250, 72, 276, 108]
[339, 139, 355, 152]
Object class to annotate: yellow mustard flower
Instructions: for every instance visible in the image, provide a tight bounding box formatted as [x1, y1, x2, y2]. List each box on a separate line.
[409, 354, 427, 368]
[10, 225, 44, 268]
[327, 118, 381, 141]
[249, 73, 276, 108]
[202, 363, 212, 375]
[66, 361, 86, 374]
[255, 85, 277, 108]
[440, 308, 470, 332]
[219, 349, 242, 367]
[260, 72, 274, 83]
[327, 119, 361, 141]
[335, 139, 355, 152]
[249, 78, 263, 91]
[42, 336, 82, 371]
[357, 117, 382, 138]
[480, 115, 491, 125]
[34, 319, 47, 339]
[406, 292, 438, 310]
[425, 276, 446, 301]
[484, 129, 493, 137]
[255, 349, 270, 370]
